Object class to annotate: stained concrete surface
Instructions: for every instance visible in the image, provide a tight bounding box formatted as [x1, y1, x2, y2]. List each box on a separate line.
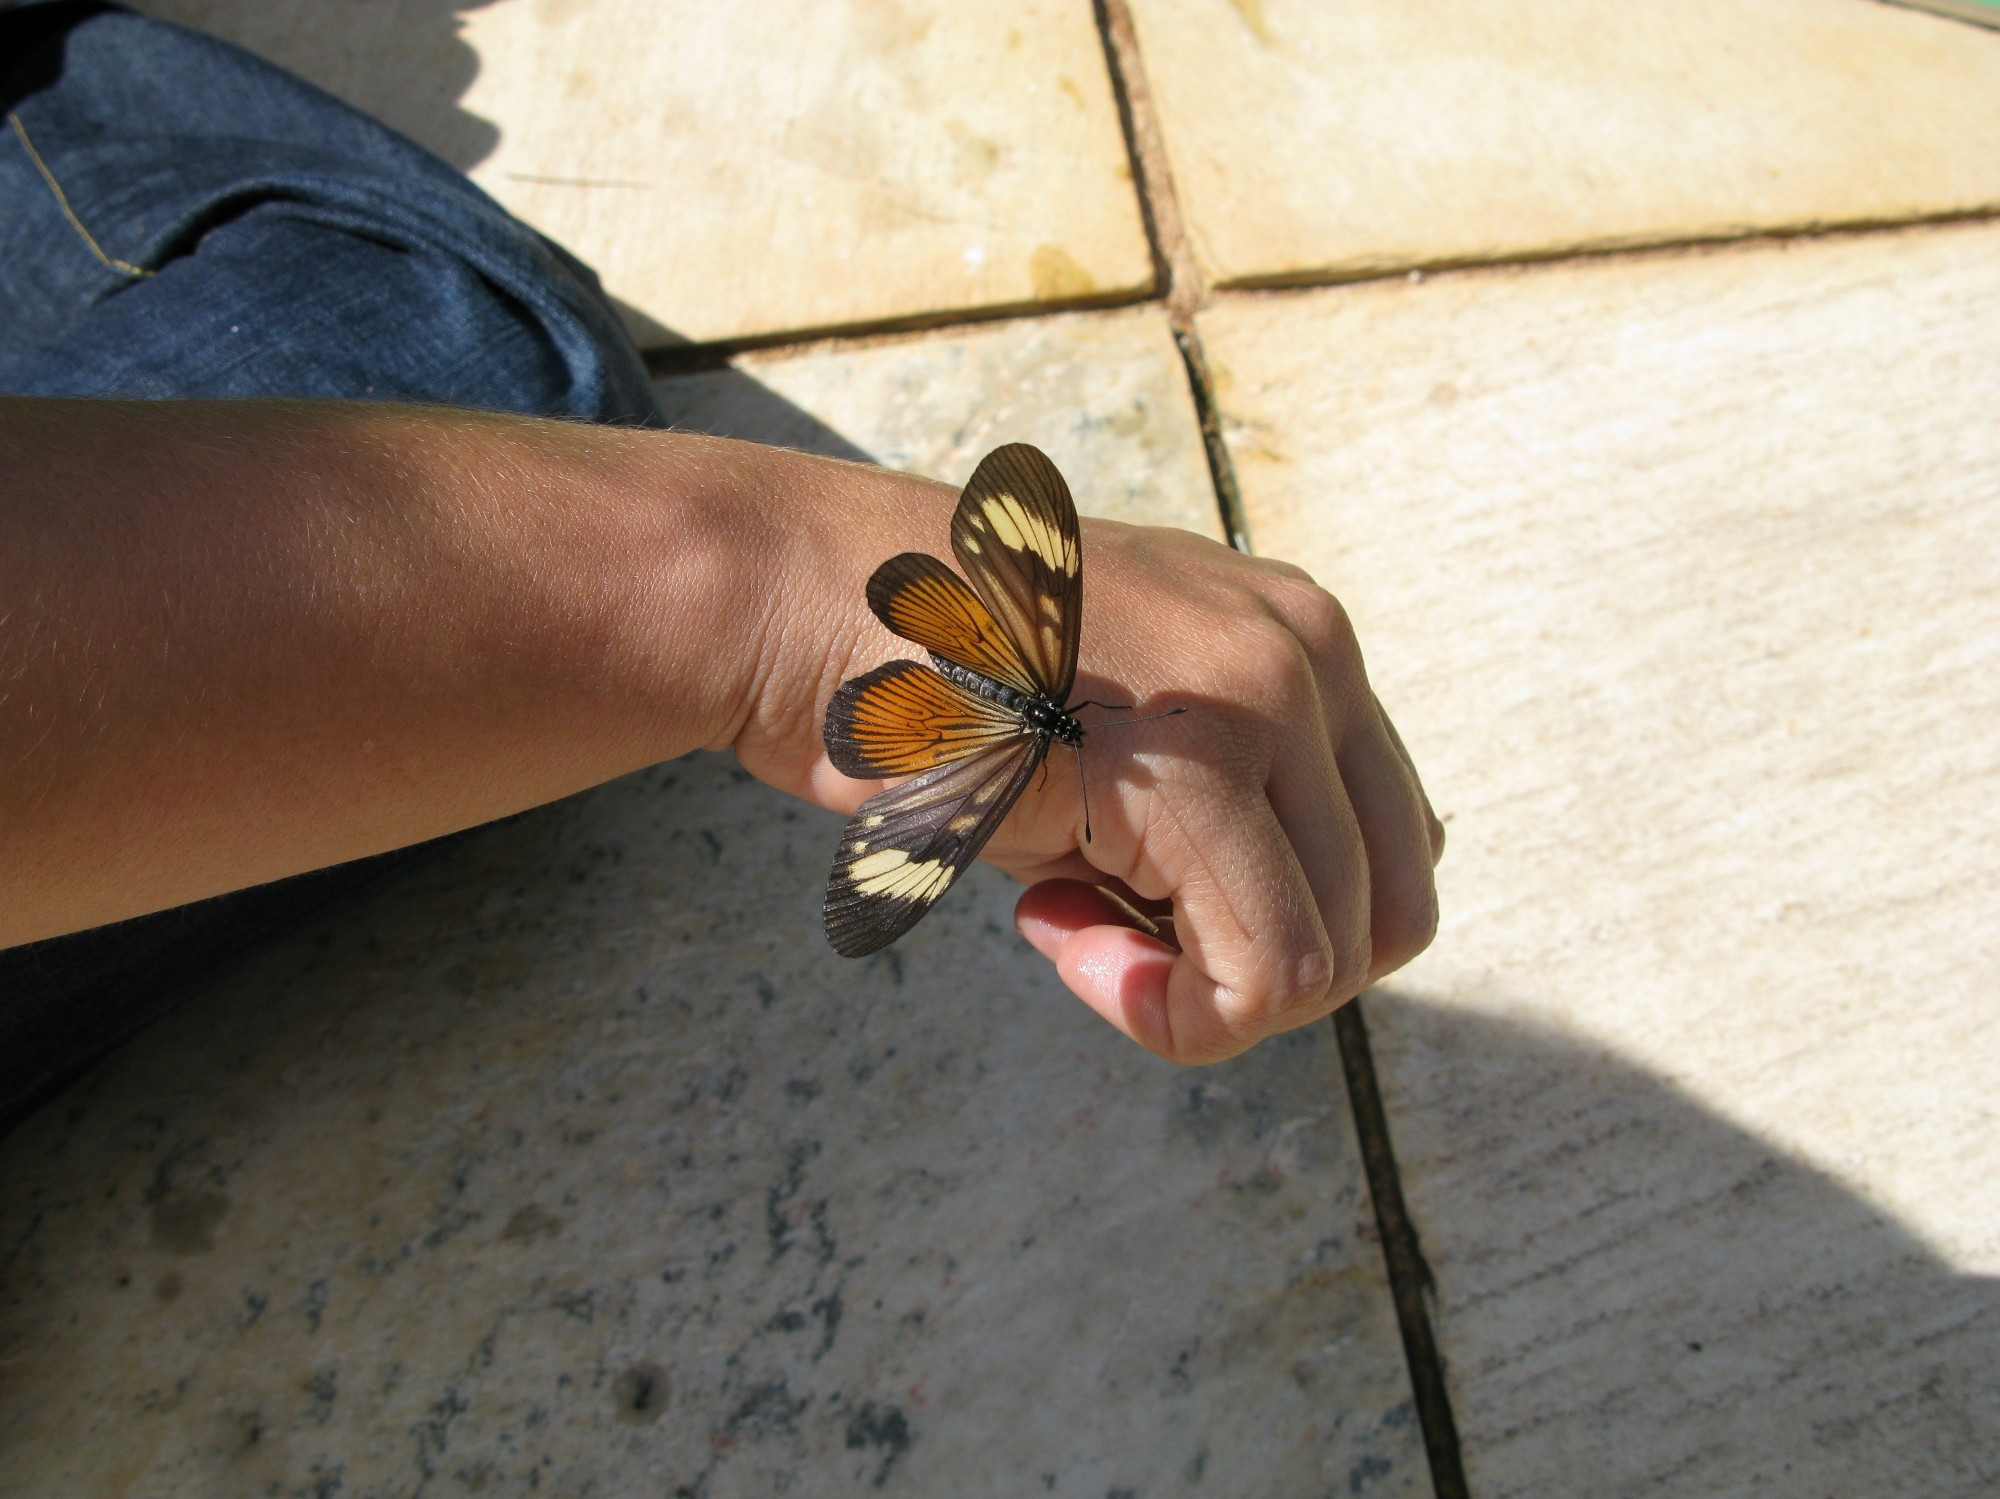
[134, 0, 1156, 345]
[1129, 0, 2000, 286]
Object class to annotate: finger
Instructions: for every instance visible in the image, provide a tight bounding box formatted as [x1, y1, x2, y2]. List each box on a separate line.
[1046, 921, 1185, 1053]
[992, 847, 1104, 889]
[1372, 691, 1444, 863]
[1263, 727, 1374, 995]
[1338, 703, 1441, 981]
[1247, 576, 1444, 883]
[1126, 786, 1351, 1063]
[1015, 881, 1185, 1053]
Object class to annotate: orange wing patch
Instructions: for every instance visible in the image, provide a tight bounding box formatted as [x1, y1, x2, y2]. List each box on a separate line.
[823, 659, 1026, 778]
[866, 554, 1041, 698]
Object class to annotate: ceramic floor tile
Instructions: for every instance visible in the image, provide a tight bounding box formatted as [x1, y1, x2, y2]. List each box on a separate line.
[1202, 223, 2000, 1494]
[135, 1, 1154, 345]
[0, 756, 1423, 1497]
[654, 307, 1225, 540]
[1129, 0, 2000, 287]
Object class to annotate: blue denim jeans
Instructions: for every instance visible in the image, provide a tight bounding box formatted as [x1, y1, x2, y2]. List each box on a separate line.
[0, 1, 666, 1128]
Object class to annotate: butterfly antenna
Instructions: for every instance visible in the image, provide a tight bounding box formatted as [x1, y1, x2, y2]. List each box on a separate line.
[1075, 740, 1093, 844]
[1083, 706, 1189, 731]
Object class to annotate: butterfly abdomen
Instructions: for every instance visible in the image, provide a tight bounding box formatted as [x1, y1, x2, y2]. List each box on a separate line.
[929, 655, 1027, 710]
[930, 656, 1082, 746]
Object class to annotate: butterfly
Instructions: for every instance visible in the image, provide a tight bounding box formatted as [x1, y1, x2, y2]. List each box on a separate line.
[821, 443, 1177, 957]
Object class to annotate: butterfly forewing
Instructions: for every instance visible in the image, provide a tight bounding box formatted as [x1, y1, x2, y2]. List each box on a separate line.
[865, 554, 1041, 698]
[823, 734, 1047, 957]
[824, 659, 1027, 779]
[949, 443, 1082, 700]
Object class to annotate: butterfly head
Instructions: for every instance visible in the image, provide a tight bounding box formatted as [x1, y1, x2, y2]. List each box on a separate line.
[1023, 695, 1086, 747]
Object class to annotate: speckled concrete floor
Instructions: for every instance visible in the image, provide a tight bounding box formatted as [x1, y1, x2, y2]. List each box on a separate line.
[0, 758, 1422, 1497]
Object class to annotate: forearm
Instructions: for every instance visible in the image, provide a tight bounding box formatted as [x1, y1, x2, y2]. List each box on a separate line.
[1, 397, 1443, 1064]
[0, 399, 870, 945]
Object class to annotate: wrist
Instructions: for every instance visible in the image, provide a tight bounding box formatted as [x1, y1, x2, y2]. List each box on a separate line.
[689, 443, 961, 802]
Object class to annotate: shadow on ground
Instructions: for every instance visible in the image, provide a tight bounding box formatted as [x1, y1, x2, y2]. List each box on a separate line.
[1366, 989, 2000, 1497]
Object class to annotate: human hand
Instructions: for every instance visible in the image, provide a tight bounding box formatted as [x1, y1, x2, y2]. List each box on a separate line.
[726, 446, 1444, 1064]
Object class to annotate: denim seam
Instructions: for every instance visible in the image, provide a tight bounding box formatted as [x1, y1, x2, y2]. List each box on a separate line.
[7, 109, 154, 279]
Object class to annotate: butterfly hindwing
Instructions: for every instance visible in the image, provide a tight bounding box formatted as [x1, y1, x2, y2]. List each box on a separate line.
[950, 443, 1082, 701]
[865, 554, 1042, 699]
[824, 659, 1026, 779]
[823, 733, 1048, 957]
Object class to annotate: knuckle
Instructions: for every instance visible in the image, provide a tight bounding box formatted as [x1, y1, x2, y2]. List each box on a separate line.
[1263, 938, 1361, 1019]
[1271, 577, 1356, 662]
[1239, 621, 1317, 714]
[1160, 988, 1258, 1067]
[1250, 555, 1316, 585]
[1168, 1025, 1255, 1067]
[1201, 937, 1369, 1057]
[1374, 886, 1440, 975]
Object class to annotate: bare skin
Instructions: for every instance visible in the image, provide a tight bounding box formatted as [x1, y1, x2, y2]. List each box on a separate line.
[0, 397, 1442, 1064]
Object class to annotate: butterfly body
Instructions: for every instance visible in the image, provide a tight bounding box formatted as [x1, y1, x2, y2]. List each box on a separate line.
[822, 444, 1091, 958]
[927, 655, 1085, 746]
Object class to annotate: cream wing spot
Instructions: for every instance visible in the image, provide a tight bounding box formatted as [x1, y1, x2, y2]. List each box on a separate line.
[848, 847, 955, 903]
[982, 497, 1026, 552]
[1027, 510, 1060, 567]
[881, 861, 952, 901]
[850, 849, 910, 883]
[983, 492, 1073, 574]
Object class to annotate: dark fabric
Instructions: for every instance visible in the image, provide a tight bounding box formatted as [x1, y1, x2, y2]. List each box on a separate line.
[0, 1, 665, 1131]
[0, 1, 660, 417]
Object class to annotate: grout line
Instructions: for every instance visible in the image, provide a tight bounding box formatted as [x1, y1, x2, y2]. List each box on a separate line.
[1090, 0, 1200, 323]
[1091, 0, 1250, 551]
[644, 185, 2000, 381]
[1092, 2, 1469, 1491]
[1203, 202, 2000, 299]
[1334, 1001, 1470, 1499]
[1168, 327, 1252, 553]
[638, 284, 1156, 375]
[638, 201, 2000, 382]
